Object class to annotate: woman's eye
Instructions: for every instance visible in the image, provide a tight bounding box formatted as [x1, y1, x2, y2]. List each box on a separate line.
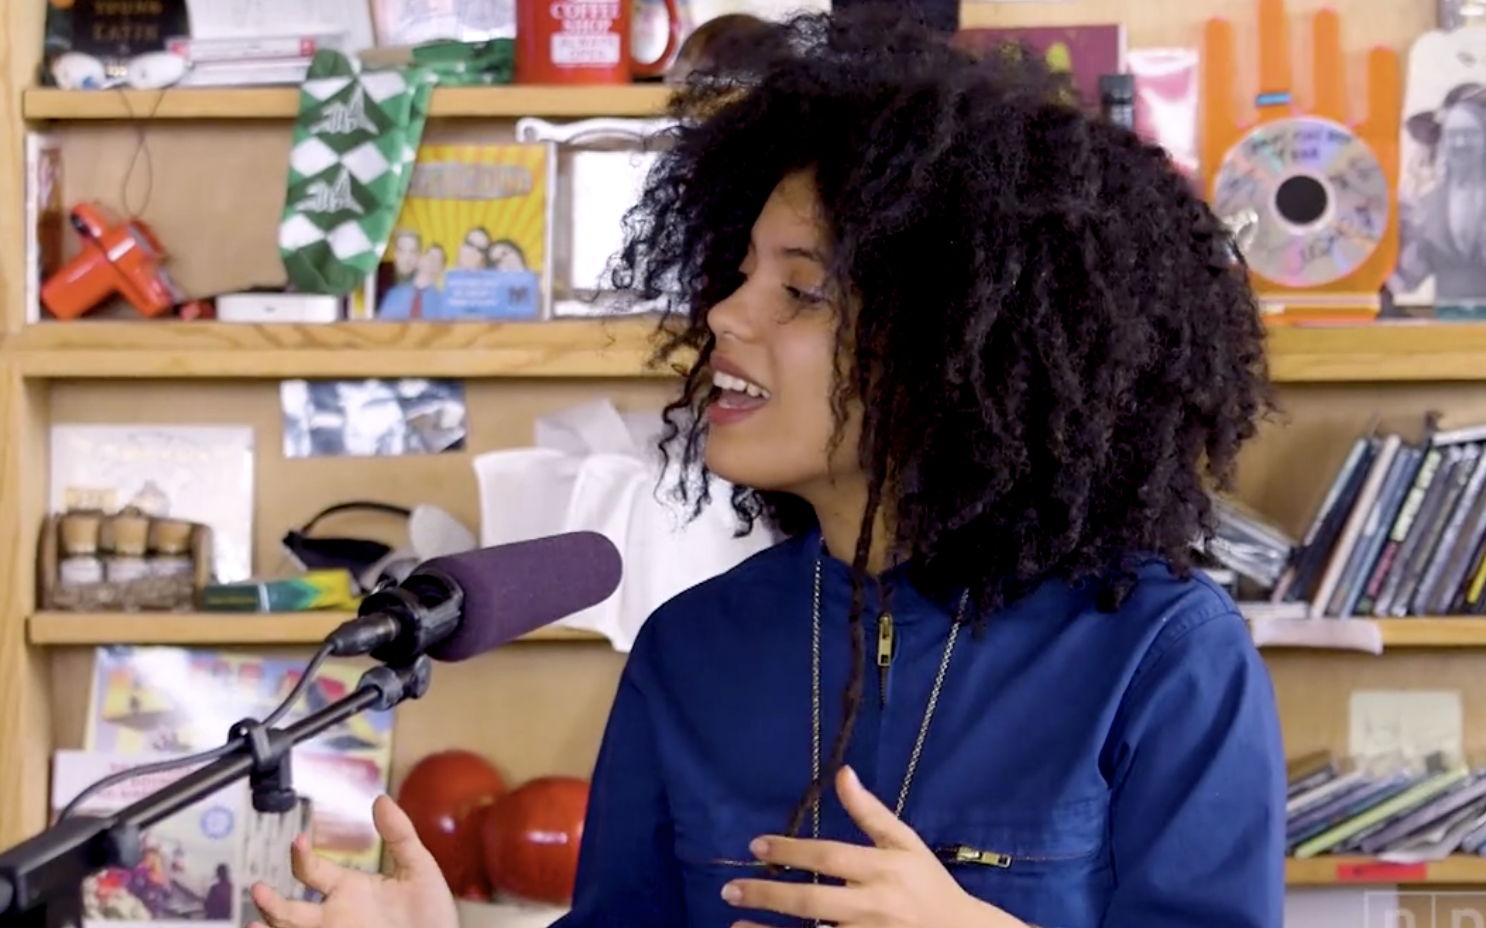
[784, 285, 827, 305]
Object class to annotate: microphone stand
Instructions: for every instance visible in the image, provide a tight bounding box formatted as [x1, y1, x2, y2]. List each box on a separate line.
[0, 658, 433, 928]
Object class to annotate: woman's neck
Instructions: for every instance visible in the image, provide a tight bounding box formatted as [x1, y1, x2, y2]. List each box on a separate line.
[804, 478, 894, 574]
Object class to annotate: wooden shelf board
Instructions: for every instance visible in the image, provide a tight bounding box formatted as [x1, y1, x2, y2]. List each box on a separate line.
[1287, 855, 1486, 885]
[1266, 322, 1486, 383]
[1377, 618, 1486, 647]
[15, 320, 1486, 382]
[1248, 617, 1486, 649]
[11, 319, 675, 379]
[28, 611, 605, 646]
[29, 613, 1486, 649]
[23, 85, 673, 120]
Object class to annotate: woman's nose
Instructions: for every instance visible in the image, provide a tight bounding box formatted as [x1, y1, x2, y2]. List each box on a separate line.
[706, 283, 758, 344]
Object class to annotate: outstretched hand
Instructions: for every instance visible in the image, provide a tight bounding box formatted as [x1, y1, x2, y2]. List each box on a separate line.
[721, 766, 1026, 928]
[248, 795, 458, 928]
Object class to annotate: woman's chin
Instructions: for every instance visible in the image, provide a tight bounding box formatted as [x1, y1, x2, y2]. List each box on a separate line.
[704, 444, 787, 493]
[703, 445, 749, 487]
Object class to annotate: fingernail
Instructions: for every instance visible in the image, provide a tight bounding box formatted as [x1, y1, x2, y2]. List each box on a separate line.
[749, 837, 770, 858]
[721, 882, 742, 904]
[843, 765, 860, 787]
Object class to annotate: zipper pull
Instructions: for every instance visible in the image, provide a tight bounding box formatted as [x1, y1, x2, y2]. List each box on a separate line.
[939, 845, 1013, 868]
[876, 613, 894, 707]
[876, 613, 894, 667]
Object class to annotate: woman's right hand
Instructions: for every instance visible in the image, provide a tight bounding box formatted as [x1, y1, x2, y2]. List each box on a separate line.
[248, 795, 458, 928]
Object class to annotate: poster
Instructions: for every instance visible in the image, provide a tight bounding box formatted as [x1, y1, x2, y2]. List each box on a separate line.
[86, 646, 394, 872]
[280, 378, 467, 458]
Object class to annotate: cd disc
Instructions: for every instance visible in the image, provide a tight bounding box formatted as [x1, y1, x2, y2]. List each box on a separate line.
[1211, 116, 1389, 288]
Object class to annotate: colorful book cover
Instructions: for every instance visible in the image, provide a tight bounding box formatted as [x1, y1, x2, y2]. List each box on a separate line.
[374, 143, 552, 321]
[51, 750, 244, 927]
[955, 24, 1126, 113]
[85, 646, 394, 872]
[43, 0, 190, 82]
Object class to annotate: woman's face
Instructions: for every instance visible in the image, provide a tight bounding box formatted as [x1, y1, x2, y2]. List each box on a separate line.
[703, 171, 863, 499]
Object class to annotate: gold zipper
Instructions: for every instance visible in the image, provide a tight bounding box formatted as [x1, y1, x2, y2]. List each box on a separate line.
[876, 612, 894, 707]
[938, 844, 1013, 868]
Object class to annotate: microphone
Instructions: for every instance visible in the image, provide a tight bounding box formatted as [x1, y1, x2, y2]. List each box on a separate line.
[327, 531, 622, 664]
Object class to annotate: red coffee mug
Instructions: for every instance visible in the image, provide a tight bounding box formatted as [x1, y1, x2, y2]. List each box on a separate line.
[517, 0, 683, 84]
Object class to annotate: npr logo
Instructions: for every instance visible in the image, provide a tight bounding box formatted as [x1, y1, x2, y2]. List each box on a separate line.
[1367, 893, 1486, 927]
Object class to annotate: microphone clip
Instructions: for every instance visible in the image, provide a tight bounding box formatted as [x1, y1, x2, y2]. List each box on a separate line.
[326, 567, 464, 665]
[226, 717, 297, 815]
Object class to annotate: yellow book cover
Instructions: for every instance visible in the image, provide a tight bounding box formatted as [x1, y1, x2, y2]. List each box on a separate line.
[371, 143, 551, 321]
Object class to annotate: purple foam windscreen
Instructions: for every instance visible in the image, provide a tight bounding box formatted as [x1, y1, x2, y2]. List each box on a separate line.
[418, 531, 622, 661]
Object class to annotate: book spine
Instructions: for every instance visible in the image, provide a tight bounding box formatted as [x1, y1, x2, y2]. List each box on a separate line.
[1314, 436, 1400, 617]
[1432, 451, 1486, 614]
[1429, 422, 1486, 447]
[1287, 778, 1389, 840]
[1288, 763, 1340, 798]
[1376, 447, 1460, 616]
[165, 33, 335, 62]
[1287, 776, 1418, 851]
[1399, 445, 1481, 615]
[1451, 531, 1486, 612]
[1293, 768, 1471, 859]
[1292, 439, 1379, 603]
[1338, 446, 1420, 617]
[1288, 769, 1368, 817]
[1416, 445, 1486, 615]
[1464, 539, 1486, 612]
[1361, 447, 1442, 613]
[1277, 437, 1369, 602]
[1357, 772, 1486, 855]
[1332, 443, 1417, 616]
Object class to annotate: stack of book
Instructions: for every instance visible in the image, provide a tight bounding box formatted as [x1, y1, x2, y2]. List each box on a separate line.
[1271, 420, 1486, 618]
[1288, 751, 1486, 860]
[166, 33, 347, 87]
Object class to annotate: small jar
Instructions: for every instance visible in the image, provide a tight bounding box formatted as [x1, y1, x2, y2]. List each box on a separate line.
[148, 519, 195, 580]
[103, 510, 151, 584]
[57, 511, 104, 588]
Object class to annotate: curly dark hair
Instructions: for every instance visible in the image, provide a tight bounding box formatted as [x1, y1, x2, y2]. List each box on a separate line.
[613, 8, 1271, 836]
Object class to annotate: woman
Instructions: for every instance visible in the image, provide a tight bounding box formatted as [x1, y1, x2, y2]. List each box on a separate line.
[250, 10, 1284, 928]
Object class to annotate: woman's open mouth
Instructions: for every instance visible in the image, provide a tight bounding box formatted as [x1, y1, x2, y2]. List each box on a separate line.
[707, 368, 772, 426]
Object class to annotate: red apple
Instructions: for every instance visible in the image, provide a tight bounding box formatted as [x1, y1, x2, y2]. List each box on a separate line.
[396, 750, 507, 899]
[480, 776, 589, 906]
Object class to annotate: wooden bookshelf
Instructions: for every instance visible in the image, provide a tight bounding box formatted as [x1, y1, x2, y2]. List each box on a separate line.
[1287, 855, 1486, 886]
[27, 611, 605, 646]
[6, 0, 1478, 891]
[10, 319, 673, 379]
[22, 85, 674, 121]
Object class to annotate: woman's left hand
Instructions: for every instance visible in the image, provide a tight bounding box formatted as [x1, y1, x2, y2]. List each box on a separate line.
[721, 765, 1027, 928]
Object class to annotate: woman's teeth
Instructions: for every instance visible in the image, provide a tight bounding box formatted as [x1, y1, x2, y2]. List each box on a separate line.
[712, 370, 771, 400]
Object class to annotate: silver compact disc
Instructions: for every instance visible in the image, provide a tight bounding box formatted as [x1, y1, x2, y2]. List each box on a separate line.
[1211, 116, 1389, 288]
